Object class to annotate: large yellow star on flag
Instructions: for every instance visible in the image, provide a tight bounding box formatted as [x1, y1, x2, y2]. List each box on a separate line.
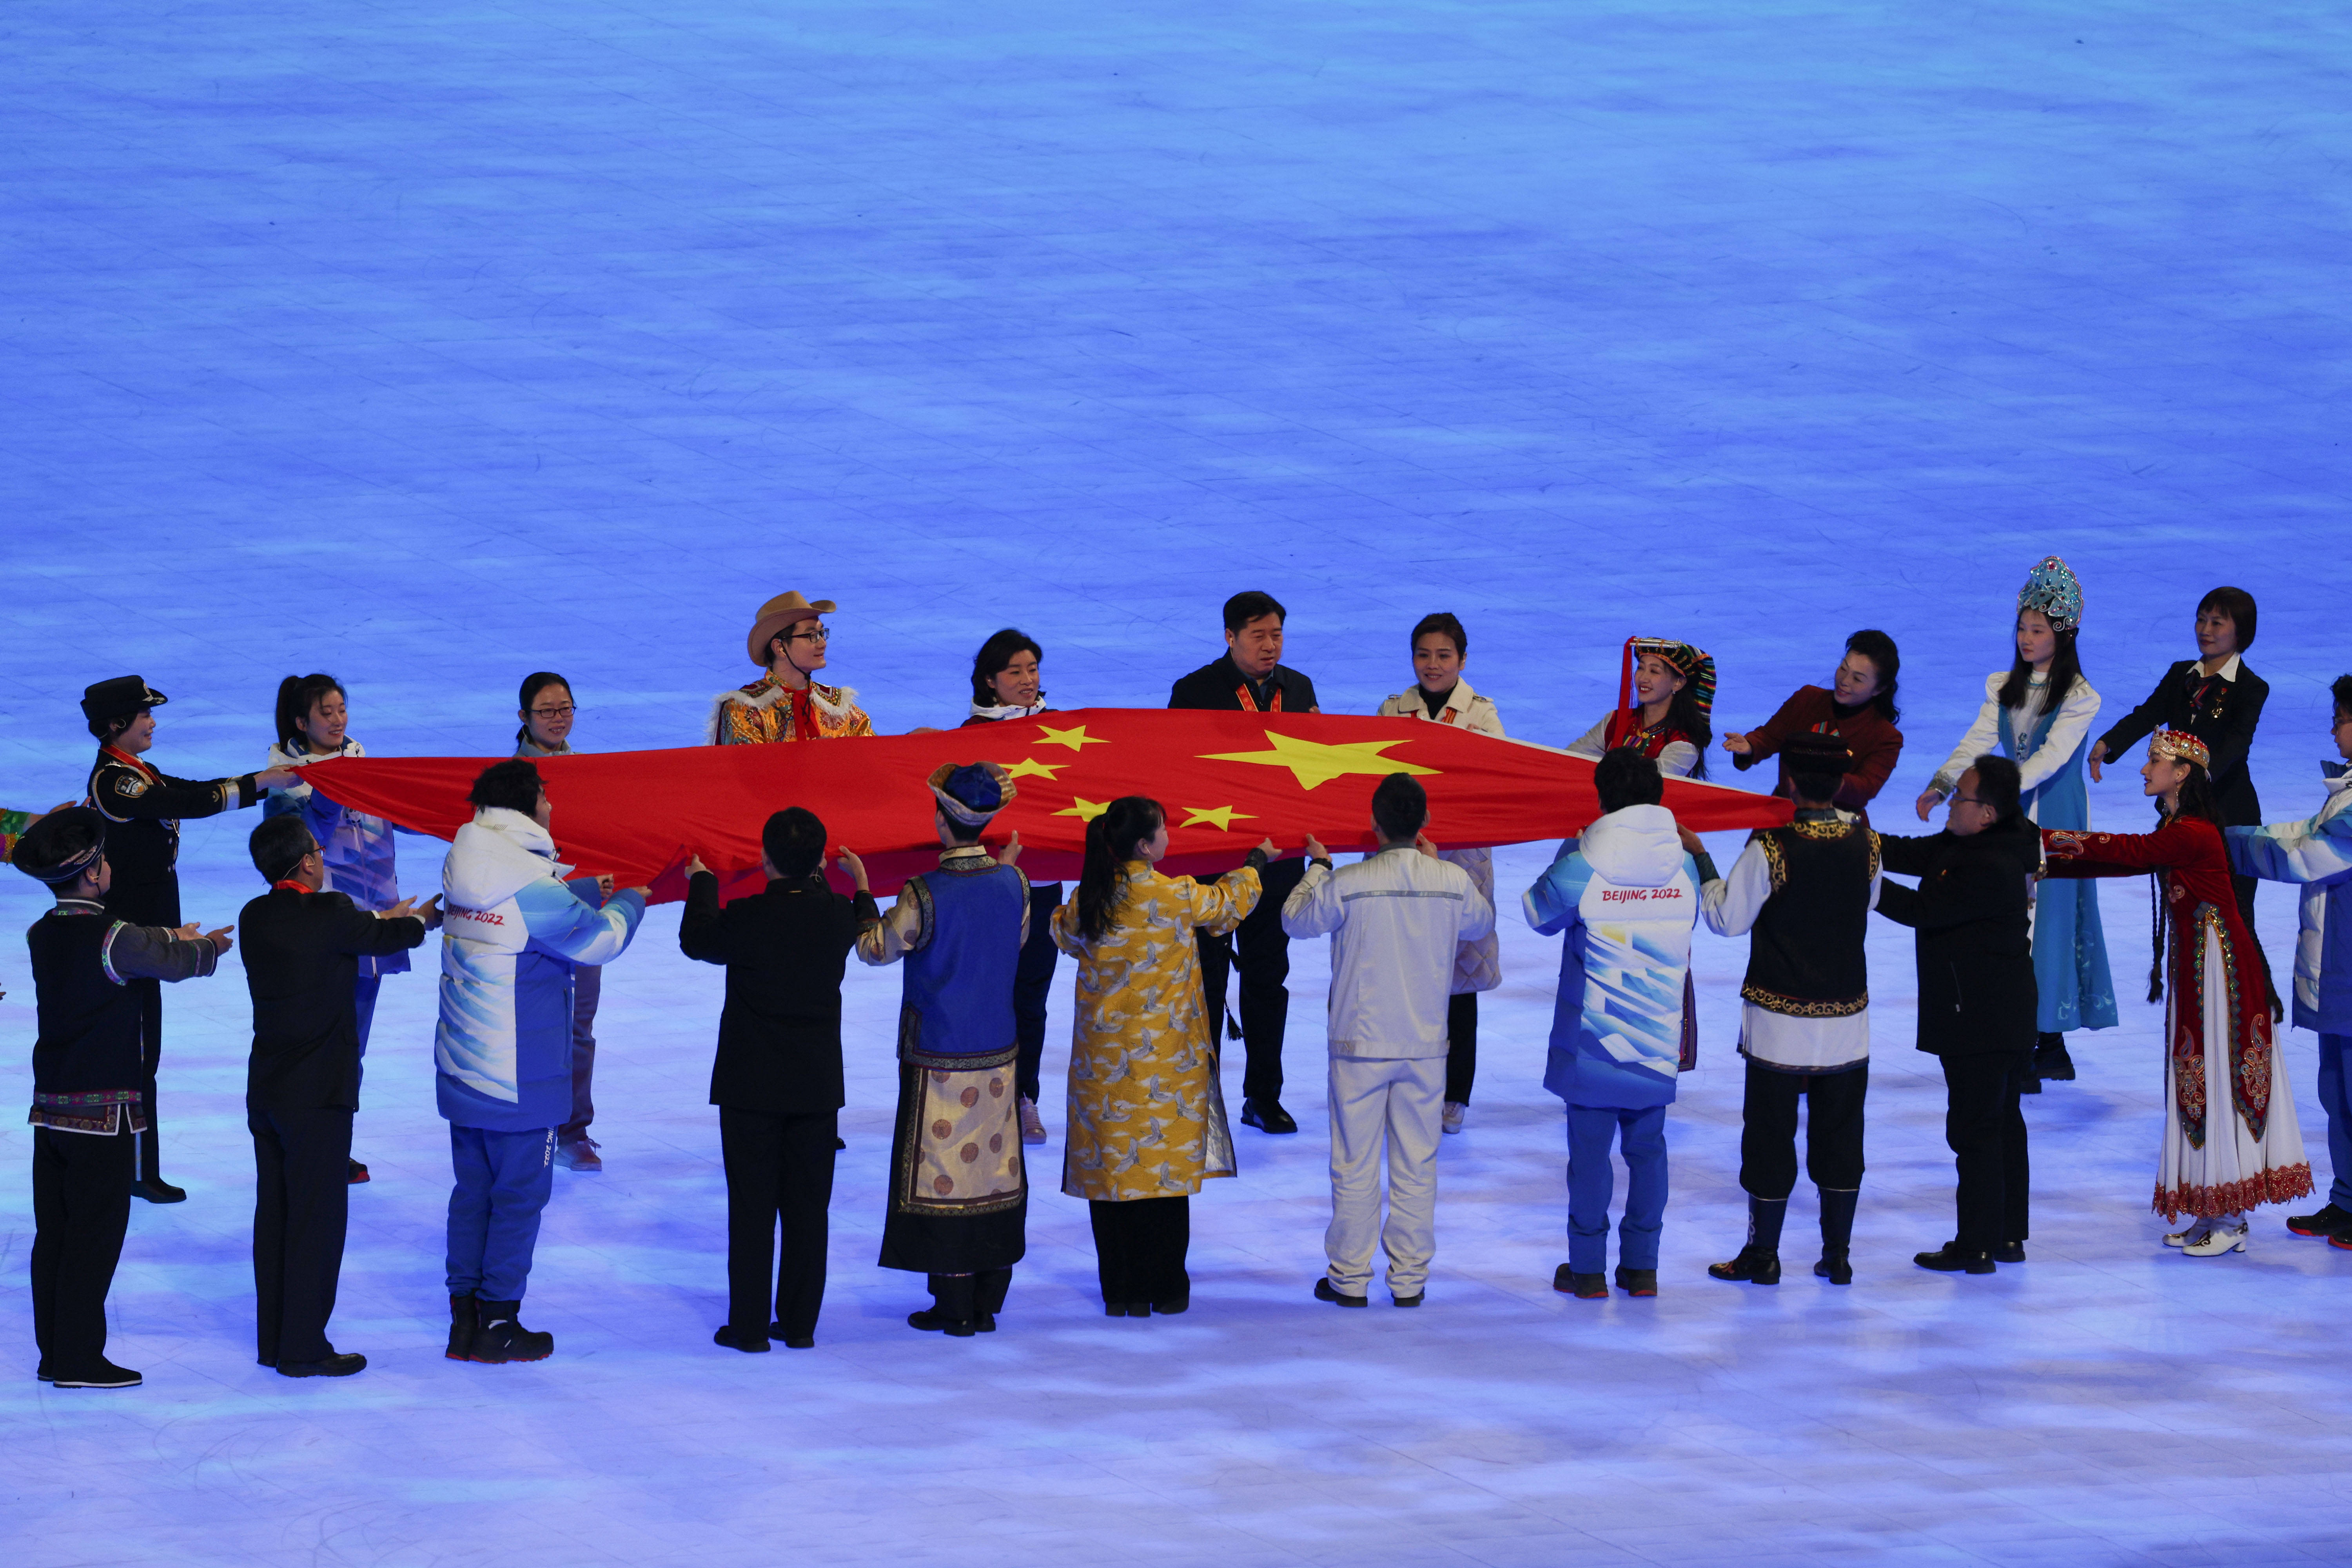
[1002, 757, 1067, 780]
[1035, 724, 1107, 752]
[1178, 805, 1256, 831]
[1053, 797, 1112, 821]
[1199, 732, 1440, 791]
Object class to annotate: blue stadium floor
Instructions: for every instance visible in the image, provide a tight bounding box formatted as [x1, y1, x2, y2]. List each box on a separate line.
[4, 2, 2350, 1563]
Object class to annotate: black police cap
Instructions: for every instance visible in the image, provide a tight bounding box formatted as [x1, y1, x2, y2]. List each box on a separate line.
[80, 675, 169, 727]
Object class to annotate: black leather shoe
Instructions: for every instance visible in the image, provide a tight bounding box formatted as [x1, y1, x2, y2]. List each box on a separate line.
[1391, 1291, 1424, 1308]
[781, 1333, 815, 1349]
[2020, 1073, 2043, 1095]
[1915, 1243, 1996, 1274]
[1708, 1246, 1781, 1284]
[1152, 1295, 1189, 1315]
[278, 1351, 367, 1378]
[1614, 1267, 1657, 1298]
[1995, 1240, 2026, 1263]
[1241, 1099, 1298, 1134]
[713, 1325, 771, 1353]
[1313, 1278, 1367, 1308]
[1813, 1254, 1853, 1285]
[131, 1178, 186, 1204]
[907, 1308, 978, 1337]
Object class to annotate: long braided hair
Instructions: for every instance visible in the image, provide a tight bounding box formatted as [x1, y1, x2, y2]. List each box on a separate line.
[2146, 760, 2223, 1003]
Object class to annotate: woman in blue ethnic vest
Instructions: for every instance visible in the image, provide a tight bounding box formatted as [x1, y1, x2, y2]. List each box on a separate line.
[1917, 556, 2118, 1087]
[854, 761, 1031, 1339]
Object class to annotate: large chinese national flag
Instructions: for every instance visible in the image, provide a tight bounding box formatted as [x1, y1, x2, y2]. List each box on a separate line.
[303, 708, 1790, 901]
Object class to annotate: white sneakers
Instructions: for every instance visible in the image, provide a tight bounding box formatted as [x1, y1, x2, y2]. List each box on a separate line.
[1441, 1102, 1467, 1135]
[2165, 1219, 2250, 1255]
[1018, 1096, 1047, 1147]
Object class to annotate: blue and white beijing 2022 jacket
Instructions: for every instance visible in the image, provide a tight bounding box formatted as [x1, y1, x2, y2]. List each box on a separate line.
[1522, 803, 1702, 1111]
[436, 807, 646, 1131]
[2229, 761, 2352, 1036]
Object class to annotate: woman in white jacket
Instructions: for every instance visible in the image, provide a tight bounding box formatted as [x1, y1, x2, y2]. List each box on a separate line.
[1376, 612, 1504, 1133]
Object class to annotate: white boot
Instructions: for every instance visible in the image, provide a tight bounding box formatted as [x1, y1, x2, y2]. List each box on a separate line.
[1441, 1102, 1467, 1135]
[2181, 1217, 2249, 1256]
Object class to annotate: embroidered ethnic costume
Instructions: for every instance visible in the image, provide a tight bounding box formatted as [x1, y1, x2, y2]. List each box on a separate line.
[2045, 799, 2312, 1220]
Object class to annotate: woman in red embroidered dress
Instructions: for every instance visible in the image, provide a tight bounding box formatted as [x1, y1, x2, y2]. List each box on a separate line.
[2045, 730, 2310, 1253]
[1567, 638, 1715, 779]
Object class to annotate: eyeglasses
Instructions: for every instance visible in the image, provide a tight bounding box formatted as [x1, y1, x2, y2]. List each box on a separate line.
[529, 705, 578, 719]
[1952, 795, 1993, 809]
[788, 627, 831, 644]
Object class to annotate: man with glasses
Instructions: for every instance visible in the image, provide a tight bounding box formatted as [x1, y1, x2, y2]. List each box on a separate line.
[709, 592, 875, 745]
[1874, 755, 2041, 1275]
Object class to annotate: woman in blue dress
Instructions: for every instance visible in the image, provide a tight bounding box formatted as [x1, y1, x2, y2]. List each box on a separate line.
[1915, 556, 2118, 1086]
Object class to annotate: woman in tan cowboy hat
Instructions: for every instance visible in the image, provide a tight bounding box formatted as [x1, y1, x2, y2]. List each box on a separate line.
[708, 592, 876, 745]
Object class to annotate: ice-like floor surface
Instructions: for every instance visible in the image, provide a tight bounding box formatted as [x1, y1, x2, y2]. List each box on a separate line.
[5, 2, 2351, 1563]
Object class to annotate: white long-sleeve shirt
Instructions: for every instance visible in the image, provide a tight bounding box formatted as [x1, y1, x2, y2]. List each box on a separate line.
[1929, 671, 2102, 813]
[1699, 829, 1883, 1072]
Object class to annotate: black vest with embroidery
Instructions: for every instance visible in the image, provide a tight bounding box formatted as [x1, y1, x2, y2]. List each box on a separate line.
[1740, 816, 1880, 1018]
[26, 908, 145, 1123]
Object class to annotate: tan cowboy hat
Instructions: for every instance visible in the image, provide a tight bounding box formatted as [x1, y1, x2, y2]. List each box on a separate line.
[746, 592, 838, 666]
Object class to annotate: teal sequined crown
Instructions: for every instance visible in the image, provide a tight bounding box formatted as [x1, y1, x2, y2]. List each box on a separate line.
[2017, 555, 2083, 632]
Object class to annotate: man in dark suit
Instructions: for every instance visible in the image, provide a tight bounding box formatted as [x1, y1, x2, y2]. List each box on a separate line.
[238, 815, 436, 1377]
[679, 807, 872, 1352]
[2091, 586, 2270, 929]
[1168, 590, 1316, 1135]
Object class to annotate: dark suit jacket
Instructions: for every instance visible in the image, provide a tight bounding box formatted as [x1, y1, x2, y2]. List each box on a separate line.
[1168, 653, 1319, 713]
[2097, 658, 2268, 825]
[1875, 822, 2039, 1056]
[679, 871, 871, 1112]
[238, 886, 427, 1110]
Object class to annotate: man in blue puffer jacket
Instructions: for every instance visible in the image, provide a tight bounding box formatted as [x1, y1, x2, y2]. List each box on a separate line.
[435, 760, 648, 1363]
[2228, 673, 2352, 1245]
[1523, 749, 1703, 1303]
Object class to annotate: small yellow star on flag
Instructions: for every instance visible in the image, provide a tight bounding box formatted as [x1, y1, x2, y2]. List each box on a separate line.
[1198, 731, 1439, 791]
[1035, 724, 1106, 752]
[1053, 797, 1112, 822]
[1002, 757, 1067, 780]
[1178, 805, 1256, 831]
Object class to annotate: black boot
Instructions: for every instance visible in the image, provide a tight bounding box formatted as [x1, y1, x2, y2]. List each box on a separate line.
[1815, 1187, 1857, 1285]
[470, 1300, 554, 1363]
[445, 1295, 478, 1361]
[1708, 1197, 1784, 1283]
[909, 1274, 979, 1336]
[2033, 1032, 2076, 1082]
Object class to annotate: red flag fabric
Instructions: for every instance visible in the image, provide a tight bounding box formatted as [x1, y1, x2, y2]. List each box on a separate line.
[304, 708, 1791, 902]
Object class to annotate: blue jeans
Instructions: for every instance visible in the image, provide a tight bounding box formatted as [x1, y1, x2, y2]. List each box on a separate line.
[1566, 1103, 1668, 1274]
[2320, 1034, 2352, 1209]
[445, 1125, 556, 1301]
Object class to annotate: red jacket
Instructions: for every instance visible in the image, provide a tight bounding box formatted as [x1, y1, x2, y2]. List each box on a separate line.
[1731, 686, 1904, 813]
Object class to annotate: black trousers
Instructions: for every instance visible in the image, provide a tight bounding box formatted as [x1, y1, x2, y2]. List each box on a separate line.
[1941, 1053, 2030, 1250]
[31, 1123, 136, 1378]
[1013, 884, 1063, 1103]
[1739, 1060, 1867, 1199]
[720, 1107, 837, 1341]
[130, 977, 164, 1182]
[1445, 993, 1478, 1105]
[250, 1104, 354, 1365]
[1089, 1195, 1191, 1306]
[1198, 857, 1305, 1103]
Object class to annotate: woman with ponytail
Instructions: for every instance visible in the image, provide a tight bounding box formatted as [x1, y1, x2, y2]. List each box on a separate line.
[2045, 730, 2309, 1254]
[263, 673, 408, 1184]
[1051, 799, 1274, 1317]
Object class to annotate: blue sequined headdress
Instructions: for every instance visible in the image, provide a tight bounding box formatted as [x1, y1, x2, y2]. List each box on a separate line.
[2016, 554, 2083, 633]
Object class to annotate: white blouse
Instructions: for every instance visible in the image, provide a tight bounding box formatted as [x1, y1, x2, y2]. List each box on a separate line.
[1929, 670, 2102, 805]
